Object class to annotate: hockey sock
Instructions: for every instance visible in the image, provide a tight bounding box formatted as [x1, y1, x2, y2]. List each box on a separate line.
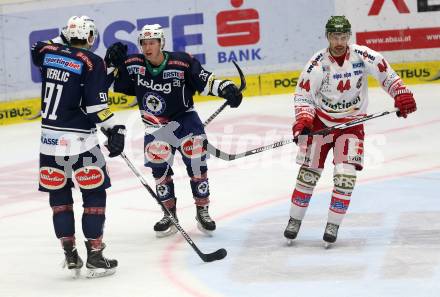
[49, 189, 75, 238]
[190, 174, 210, 206]
[155, 176, 176, 210]
[82, 190, 106, 239]
[327, 163, 357, 225]
[290, 166, 322, 220]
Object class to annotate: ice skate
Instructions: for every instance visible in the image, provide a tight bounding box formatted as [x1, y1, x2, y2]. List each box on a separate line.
[154, 208, 178, 238]
[62, 241, 83, 278]
[323, 222, 339, 248]
[85, 241, 117, 278]
[284, 217, 302, 245]
[196, 205, 216, 235]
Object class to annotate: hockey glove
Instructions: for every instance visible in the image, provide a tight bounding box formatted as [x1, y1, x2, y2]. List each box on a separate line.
[394, 86, 416, 118]
[218, 80, 243, 108]
[105, 42, 128, 68]
[292, 107, 315, 143]
[103, 125, 126, 158]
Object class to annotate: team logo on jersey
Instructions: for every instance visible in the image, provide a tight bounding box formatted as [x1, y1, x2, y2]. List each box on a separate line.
[43, 54, 83, 74]
[196, 180, 209, 196]
[163, 70, 184, 80]
[39, 167, 67, 190]
[156, 184, 170, 199]
[74, 166, 104, 190]
[143, 92, 166, 115]
[145, 141, 172, 164]
[180, 135, 206, 159]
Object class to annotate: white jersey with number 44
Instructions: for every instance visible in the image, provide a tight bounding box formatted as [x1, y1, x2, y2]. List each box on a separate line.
[294, 44, 403, 126]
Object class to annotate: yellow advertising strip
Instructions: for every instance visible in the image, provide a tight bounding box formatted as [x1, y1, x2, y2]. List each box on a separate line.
[1, 60, 439, 126]
[0, 97, 41, 125]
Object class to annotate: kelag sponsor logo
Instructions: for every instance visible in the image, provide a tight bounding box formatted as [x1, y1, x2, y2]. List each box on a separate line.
[29, 1, 262, 83]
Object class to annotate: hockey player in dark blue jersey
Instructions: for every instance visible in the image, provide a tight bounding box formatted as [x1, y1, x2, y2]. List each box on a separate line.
[105, 24, 242, 237]
[31, 16, 125, 278]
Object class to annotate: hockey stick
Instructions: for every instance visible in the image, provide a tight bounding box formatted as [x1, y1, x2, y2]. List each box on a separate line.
[206, 108, 399, 161]
[101, 129, 226, 262]
[100, 62, 246, 262]
[202, 60, 247, 127]
[118, 151, 227, 262]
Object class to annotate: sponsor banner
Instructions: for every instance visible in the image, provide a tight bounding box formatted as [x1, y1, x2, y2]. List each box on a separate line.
[0, 0, 333, 102]
[357, 27, 440, 51]
[0, 98, 41, 125]
[366, 60, 440, 87]
[260, 71, 302, 95]
[2, 61, 440, 125]
[336, 0, 440, 61]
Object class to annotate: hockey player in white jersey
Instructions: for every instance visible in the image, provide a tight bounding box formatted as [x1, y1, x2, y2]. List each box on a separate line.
[284, 16, 417, 246]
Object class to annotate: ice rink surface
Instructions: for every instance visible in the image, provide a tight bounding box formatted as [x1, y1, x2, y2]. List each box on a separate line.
[1, 84, 440, 297]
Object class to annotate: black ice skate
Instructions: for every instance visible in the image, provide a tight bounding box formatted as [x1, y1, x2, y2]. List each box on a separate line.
[284, 217, 302, 245]
[323, 222, 339, 248]
[153, 207, 178, 238]
[196, 205, 216, 235]
[85, 241, 117, 278]
[62, 241, 83, 278]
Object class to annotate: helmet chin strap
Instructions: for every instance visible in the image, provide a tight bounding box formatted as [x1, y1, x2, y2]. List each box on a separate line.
[87, 35, 95, 47]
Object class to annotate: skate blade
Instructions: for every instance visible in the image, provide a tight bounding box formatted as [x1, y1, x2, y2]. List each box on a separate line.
[86, 268, 116, 278]
[286, 239, 294, 246]
[155, 225, 178, 238]
[323, 241, 333, 249]
[71, 268, 81, 279]
[197, 222, 214, 236]
[62, 261, 82, 279]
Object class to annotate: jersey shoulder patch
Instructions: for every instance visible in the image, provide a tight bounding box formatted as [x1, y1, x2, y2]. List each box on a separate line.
[167, 51, 191, 68]
[124, 54, 144, 65]
[352, 44, 378, 64]
[305, 50, 326, 74]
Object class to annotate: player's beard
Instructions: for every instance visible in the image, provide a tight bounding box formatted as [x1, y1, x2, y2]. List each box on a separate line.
[330, 45, 347, 57]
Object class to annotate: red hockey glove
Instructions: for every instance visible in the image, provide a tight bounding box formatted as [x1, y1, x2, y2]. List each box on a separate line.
[292, 106, 314, 142]
[394, 86, 416, 118]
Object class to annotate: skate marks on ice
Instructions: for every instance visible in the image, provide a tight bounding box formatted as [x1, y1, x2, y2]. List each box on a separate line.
[382, 211, 440, 279]
[228, 212, 440, 283]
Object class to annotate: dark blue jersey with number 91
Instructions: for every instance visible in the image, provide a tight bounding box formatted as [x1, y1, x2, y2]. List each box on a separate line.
[31, 42, 113, 156]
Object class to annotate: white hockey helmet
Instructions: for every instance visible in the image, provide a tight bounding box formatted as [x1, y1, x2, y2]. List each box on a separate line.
[66, 15, 97, 46]
[138, 24, 165, 49]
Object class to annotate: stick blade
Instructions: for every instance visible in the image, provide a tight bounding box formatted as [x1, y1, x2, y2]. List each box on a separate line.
[201, 248, 227, 262]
